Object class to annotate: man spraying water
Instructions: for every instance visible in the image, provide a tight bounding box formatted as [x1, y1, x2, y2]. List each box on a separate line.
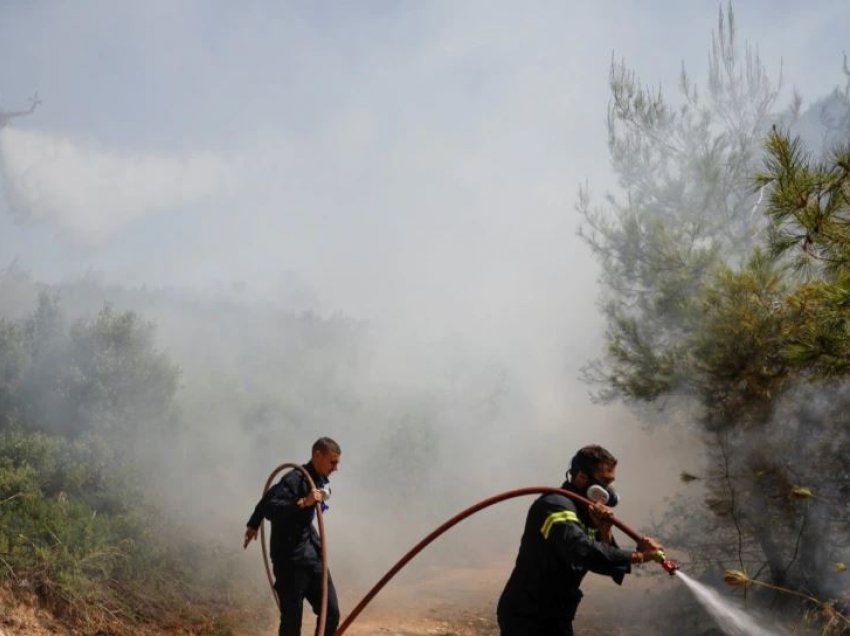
[497, 444, 664, 636]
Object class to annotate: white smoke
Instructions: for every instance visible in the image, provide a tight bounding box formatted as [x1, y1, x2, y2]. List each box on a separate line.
[0, 127, 231, 245]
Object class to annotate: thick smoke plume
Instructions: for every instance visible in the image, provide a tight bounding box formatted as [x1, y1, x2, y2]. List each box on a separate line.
[0, 128, 230, 244]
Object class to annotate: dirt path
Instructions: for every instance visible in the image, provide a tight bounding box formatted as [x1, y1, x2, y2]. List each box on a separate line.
[335, 562, 669, 636]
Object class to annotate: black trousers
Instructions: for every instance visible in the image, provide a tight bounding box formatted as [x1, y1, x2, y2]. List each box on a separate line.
[497, 590, 581, 636]
[274, 562, 340, 636]
[498, 614, 574, 636]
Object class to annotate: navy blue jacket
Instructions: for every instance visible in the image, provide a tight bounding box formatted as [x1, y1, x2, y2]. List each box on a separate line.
[497, 481, 632, 624]
[246, 462, 329, 567]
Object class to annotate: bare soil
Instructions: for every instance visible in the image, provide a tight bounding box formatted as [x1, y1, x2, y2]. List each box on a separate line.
[334, 562, 671, 636]
[0, 586, 64, 636]
[0, 564, 675, 635]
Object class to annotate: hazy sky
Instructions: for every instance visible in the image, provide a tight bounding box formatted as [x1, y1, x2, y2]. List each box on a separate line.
[0, 0, 847, 453]
[0, 1, 845, 309]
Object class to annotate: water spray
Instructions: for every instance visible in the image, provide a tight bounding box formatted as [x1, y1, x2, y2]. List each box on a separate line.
[666, 565, 849, 635]
[677, 570, 782, 636]
[723, 569, 850, 632]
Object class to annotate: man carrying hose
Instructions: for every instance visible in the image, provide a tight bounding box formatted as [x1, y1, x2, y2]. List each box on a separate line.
[497, 444, 663, 636]
[243, 437, 342, 636]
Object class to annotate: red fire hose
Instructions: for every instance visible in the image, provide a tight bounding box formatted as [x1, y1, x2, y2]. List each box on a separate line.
[335, 486, 677, 634]
[256, 475, 675, 636]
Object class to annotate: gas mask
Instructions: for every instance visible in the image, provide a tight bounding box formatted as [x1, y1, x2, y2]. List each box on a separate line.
[585, 480, 619, 507]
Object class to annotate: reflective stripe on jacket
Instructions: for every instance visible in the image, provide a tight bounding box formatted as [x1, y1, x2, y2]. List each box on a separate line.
[497, 481, 631, 627]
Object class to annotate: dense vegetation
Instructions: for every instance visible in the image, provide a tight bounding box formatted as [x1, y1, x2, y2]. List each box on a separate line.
[580, 6, 850, 633]
[0, 295, 260, 634]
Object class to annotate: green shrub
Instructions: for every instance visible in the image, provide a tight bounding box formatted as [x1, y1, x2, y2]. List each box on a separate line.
[0, 430, 263, 633]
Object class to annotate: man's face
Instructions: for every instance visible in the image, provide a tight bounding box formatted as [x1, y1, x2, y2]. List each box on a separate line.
[575, 461, 616, 490]
[592, 462, 616, 488]
[313, 450, 341, 478]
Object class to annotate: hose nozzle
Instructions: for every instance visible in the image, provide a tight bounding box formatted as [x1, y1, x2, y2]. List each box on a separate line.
[650, 551, 679, 575]
[661, 558, 679, 575]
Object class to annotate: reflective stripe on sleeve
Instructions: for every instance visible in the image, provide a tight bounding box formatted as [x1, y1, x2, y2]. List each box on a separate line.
[540, 510, 580, 539]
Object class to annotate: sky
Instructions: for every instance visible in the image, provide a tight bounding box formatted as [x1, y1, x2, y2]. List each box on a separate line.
[0, 0, 848, 604]
[0, 1, 844, 372]
[0, 2, 846, 333]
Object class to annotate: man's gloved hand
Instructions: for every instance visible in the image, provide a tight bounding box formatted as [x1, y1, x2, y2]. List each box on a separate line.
[588, 502, 615, 542]
[633, 536, 664, 564]
[588, 502, 614, 525]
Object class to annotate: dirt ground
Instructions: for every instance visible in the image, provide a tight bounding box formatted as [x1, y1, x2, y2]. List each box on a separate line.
[339, 567, 500, 636]
[334, 562, 673, 636]
[0, 564, 678, 635]
[0, 587, 63, 636]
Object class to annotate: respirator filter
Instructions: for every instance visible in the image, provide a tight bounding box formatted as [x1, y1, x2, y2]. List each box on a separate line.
[586, 483, 619, 507]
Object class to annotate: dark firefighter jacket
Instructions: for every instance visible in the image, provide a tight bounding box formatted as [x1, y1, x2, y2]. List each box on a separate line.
[497, 481, 632, 627]
[246, 462, 329, 567]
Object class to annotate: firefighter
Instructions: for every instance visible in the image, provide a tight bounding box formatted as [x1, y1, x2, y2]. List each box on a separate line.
[497, 444, 662, 636]
[243, 437, 341, 636]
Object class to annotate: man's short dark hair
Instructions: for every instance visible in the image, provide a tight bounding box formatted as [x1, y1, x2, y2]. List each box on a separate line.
[568, 445, 617, 480]
[313, 437, 341, 455]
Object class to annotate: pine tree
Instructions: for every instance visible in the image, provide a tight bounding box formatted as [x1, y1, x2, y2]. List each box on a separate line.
[580, 4, 850, 616]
